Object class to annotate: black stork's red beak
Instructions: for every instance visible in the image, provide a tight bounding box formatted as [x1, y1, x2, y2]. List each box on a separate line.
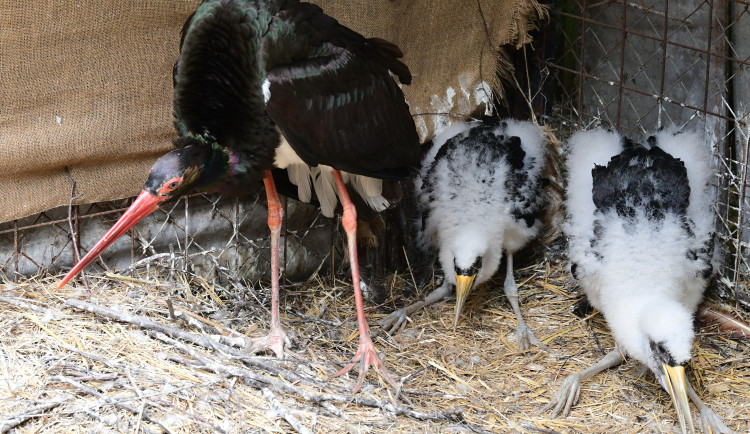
[57, 190, 167, 289]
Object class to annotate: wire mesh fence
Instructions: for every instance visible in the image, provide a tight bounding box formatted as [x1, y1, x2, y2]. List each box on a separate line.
[542, 0, 750, 307]
[0, 190, 337, 289]
[0, 180, 412, 306]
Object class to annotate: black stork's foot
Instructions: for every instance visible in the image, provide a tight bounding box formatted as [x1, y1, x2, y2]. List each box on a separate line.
[252, 172, 297, 360]
[248, 326, 293, 360]
[329, 169, 397, 393]
[334, 333, 397, 394]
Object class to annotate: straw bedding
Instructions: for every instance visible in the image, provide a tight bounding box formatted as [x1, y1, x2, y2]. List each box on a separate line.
[1, 248, 749, 433]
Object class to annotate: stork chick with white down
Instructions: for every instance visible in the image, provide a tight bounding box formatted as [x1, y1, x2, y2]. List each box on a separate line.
[545, 128, 731, 433]
[381, 119, 547, 351]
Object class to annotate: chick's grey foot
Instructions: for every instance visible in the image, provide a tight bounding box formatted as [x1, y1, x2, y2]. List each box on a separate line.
[516, 322, 544, 352]
[379, 281, 453, 335]
[379, 307, 410, 335]
[542, 372, 582, 418]
[541, 348, 625, 418]
[686, 381, 735, 433]
[503, 252, 546, 352]
[697, 407, 733, 434]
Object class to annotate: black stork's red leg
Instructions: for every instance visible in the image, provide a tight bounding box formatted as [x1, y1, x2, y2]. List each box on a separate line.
[248, 170, 291, 358]
[331, 169, 397, 392]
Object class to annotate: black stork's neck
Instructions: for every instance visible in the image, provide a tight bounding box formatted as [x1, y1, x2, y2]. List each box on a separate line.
[173, 0, 280, 184]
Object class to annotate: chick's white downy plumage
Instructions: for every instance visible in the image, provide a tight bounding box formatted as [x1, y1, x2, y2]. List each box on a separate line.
[546, 127, 731, 434]
[381, 119, 547, 351]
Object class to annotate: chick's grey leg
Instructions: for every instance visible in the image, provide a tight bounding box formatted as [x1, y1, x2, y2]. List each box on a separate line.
[379, 280, 453, 335]
[503, 251, 543, 351]
[542, 348, 625, 418]
[686, 380, 735, 433]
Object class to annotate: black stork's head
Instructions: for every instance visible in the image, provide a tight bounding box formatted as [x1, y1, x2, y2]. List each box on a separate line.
[57, 145, 215, 289]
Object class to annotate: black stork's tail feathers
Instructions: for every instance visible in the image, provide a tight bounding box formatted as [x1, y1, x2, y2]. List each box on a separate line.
[361, 37, 411, 85]
[271, 168, 403, 223]
[591, 137, 691, 220]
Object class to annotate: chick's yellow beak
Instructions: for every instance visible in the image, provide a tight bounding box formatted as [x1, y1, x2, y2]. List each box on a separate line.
[663, 363, 696, 434]
[453, 274, 476, 330]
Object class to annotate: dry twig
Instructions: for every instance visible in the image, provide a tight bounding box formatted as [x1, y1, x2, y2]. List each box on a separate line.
[63, 297, 331, 389]
[64, 167, 89, 290]
[262, 387, 313, 434]
[149, 330, 466, 424]
[0, 295, 61, 319]
[0, 394, 72, 433]
[50, 375, 171, 432]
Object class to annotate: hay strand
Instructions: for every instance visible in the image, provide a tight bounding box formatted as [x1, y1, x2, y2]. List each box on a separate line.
[1, 258, 748, 432]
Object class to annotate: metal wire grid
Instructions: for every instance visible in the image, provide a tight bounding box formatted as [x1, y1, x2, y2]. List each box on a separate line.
[0, 190, 338, 289]
[543, 0, 750, 306]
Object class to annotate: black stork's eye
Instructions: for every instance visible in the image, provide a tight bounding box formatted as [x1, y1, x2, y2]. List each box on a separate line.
[158, 177, 184, 196]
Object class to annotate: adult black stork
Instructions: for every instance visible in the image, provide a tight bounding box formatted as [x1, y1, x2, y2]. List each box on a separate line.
[58, 0, 419, 393]
[380, 119, 547, 351]
[545, 128, 731, 433]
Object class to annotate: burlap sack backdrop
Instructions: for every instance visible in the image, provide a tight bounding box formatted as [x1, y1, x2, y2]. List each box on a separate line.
[1, 0, 546, 223]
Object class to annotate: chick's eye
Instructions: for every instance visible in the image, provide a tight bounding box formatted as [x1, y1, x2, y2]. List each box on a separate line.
[168, 181, 178, 189]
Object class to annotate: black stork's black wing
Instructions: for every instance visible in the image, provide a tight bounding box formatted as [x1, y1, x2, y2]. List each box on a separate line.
[173, 0, 277, 172]
[262, 2, 420, 179]
[591, 140, 691, 220]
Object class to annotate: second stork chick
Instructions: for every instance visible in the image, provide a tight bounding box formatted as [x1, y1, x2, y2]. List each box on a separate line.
[544, 128, 731, 433]
[381, 119, 547, 351]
